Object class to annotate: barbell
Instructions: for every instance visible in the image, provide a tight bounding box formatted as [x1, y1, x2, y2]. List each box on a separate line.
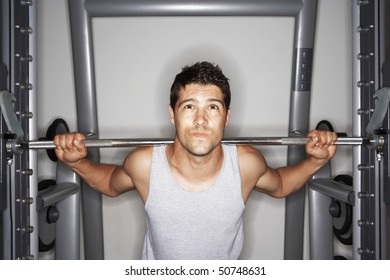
[1, 87, 389, 154]
[9, 135, 380, 152]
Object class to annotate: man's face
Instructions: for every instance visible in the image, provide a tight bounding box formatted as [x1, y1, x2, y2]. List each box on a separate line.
[169, 83, 230, 157]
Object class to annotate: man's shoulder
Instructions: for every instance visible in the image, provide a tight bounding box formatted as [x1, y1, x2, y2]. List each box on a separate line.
[123, 146, 154, 171]
[236, 145, 266, 168]
[236, 144, 260, 156]
[128, 145, 153, 157]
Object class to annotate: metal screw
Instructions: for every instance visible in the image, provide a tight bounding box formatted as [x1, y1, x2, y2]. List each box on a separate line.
[22, 226, 34, 233]
[357, 220, 374, 226]
[357, 164, 374, 171]
[22, 255, 34, 260]
[357, 81, 373, 87]
[22, 197, 34, 205]
[356, 0, 369, 5]
[357, 108, 370, 115]
[357, 248, 374, 255]
[20, 55, 33, 62]
[22, 169, 33, 176]
[357, 52, 374, 60]
[357, 25, 374, 33]
[21, 112, 33, 118]
[20, 27, 33, 34]
[21, 83, 33, 90]
[21, 0, 33, 6]
[357, 192, 374, 199]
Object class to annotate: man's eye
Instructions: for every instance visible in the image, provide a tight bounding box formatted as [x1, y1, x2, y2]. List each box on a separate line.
[184, 105, 193, 109]
[210, 105, 219, 110]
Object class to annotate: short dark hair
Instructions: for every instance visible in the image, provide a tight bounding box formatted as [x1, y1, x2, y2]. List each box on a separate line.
[170, 61, 231, 110]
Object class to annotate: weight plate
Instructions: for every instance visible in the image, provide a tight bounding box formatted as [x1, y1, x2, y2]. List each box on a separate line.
[45, 118, 69, 162]
[332, 174, 353, 245]
[316, 120, 334, 132]
[38, 179, 57, 252]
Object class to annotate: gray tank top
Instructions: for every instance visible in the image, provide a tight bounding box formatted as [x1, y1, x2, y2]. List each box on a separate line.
[142, 144, 245, 260]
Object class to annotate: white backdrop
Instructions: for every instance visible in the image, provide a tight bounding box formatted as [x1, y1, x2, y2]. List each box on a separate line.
[37, 0, 353, 259]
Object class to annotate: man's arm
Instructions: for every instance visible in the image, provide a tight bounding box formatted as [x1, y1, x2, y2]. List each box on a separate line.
[54, 132, 136, 197]
[244, 130, 337, 199]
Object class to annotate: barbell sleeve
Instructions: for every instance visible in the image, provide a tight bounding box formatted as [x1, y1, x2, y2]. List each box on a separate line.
[23, 136, 371, 150]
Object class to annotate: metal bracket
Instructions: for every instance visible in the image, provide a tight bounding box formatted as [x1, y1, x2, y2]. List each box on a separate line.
[0, 90, 25, 154]
[365, 87, 390, 137]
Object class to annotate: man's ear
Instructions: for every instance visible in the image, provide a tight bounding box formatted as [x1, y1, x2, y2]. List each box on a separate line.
[225, 108, 231, 127]
[169, 105, 175, 125]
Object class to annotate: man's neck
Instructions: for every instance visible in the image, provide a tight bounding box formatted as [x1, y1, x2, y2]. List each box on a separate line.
[166, 143, 224, 191]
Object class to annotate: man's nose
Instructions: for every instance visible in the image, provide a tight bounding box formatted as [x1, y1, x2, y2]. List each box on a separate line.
[194, 109, 207, 126]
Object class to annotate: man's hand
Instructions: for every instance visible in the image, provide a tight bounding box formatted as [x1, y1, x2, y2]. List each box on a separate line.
[306, 130, 337, 164]
[54, 132, 88, 165]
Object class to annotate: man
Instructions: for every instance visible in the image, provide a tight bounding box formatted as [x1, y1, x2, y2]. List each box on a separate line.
[54, 61, 337, 259]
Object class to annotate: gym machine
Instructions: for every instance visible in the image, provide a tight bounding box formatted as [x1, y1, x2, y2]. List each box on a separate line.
[309, 0, 390, 260]
[1, 0, 80, 260]
[1, 0, 389, 260]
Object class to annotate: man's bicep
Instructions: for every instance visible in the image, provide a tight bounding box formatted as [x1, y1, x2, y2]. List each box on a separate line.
[110, 165, 135, 195]
[254, 167, 283, 198]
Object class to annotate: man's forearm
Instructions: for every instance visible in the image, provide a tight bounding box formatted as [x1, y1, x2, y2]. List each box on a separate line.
[276, 156, 329, 197]
[65, 158, 117, 196]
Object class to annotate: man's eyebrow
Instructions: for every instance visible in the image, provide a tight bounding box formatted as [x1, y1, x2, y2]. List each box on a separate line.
[178, 98, 197, 107]
[177, 98, 225, 108]
[208, 98, 225, 107]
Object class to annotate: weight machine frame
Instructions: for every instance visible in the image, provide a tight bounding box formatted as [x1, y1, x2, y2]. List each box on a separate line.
[1, 0, 80, 260]
[1, 0, 388, 260]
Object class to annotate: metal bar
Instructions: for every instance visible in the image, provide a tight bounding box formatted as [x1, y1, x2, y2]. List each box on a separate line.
[310, 178, 355, 206]
[28, 0, 39, 260]
[284, 0, 318, 260]
[55, 163, 80, 260]
[85, 0, 303, 17]
[352, 0, 362, 260]
[36, 182, 79, 211]
[24, 136, 369, 150]
[68, 0, 104, 260]
[309, 143, 334, 260]
[308, 188, 334, 259]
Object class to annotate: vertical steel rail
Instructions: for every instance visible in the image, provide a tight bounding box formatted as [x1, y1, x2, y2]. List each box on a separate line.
[353, 0, 387, 260]
[68, 0, 104, 260]
[377, 0, 389, 260]
[284, 0, 318, 260]
[308, 163, 334, 260]
[0, 0, 11, 260]
[28, 0, 38, 259]
[373, 0, 381, 260]
[8, 0, 35, 259]
[55, 163, 81, 259]
[352, 0, 362, 260]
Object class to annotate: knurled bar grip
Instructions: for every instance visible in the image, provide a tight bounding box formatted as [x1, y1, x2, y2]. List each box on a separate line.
[23, 137, 369, 150]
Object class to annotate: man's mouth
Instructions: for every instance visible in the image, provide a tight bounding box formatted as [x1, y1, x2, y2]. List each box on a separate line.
[192, 131, 209, 138]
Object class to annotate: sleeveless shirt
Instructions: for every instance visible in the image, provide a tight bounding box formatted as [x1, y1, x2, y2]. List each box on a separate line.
[142, 144, 245, 260]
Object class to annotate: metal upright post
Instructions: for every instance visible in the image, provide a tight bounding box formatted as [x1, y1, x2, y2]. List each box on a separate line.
[68, 0, 104, 260]
[353, 0, 389, 260]
[1, 0, 11, 260]
[352, 0, 362, 260]
[378, 0, 389, 261]
[28, 0, 38, 259]
[284, 0, 318, 260]
[0, 0, 37, 259]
